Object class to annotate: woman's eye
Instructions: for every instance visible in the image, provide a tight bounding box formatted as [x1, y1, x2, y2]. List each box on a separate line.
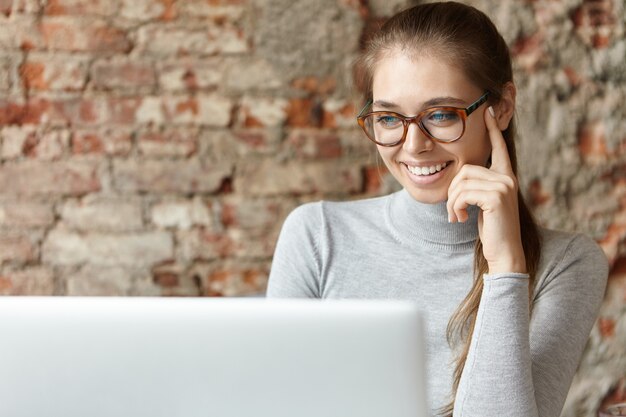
[426, 111, 459, 124]
[375, 115, 402, 128]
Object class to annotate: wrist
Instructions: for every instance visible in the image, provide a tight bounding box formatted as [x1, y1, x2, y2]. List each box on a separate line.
[487, 259, 527, 274]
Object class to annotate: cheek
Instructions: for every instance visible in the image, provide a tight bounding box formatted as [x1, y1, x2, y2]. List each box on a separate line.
[376, 146, 396, 169]
[457, 123, 491, 166]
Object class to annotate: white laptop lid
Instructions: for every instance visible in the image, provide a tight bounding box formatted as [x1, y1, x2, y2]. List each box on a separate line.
[0, 297, 428, 417]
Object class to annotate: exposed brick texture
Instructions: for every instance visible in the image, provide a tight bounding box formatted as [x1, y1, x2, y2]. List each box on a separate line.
[0, 0, 624, 415]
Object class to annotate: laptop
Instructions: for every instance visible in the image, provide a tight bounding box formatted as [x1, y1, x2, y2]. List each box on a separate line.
[0, 297, 429, 417]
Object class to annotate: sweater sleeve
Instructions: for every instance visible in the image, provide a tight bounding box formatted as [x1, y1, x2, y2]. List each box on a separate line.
[453, 234, 608, 417]
[265, 203, 322, 298]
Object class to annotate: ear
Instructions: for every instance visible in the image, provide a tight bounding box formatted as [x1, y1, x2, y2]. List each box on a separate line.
[495, 82, 516, 131]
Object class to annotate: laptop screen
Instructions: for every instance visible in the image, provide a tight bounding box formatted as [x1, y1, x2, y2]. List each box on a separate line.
[0, 297, 428, 417]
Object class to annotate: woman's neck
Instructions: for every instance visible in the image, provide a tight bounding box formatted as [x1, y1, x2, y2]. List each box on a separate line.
[386, 188, 479, 250]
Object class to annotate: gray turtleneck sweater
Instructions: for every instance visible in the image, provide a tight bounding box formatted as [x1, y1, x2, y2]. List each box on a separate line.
[265, 189, 608, 417]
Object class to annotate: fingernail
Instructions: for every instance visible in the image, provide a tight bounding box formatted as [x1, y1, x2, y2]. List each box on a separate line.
[488, 106, 495, 118]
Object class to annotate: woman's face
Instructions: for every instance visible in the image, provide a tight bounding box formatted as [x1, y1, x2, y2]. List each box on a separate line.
[372, 52, 493, 204]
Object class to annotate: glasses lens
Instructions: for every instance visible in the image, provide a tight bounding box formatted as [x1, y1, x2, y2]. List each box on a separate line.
[363, 113, 404, 145]
[421, 109, 463, 142]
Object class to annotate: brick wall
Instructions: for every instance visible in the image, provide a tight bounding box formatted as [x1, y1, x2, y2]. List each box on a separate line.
[0, 0, 624, 415]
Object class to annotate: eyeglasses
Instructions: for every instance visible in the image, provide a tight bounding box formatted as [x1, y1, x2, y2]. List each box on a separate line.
[356, 91, 490, 146]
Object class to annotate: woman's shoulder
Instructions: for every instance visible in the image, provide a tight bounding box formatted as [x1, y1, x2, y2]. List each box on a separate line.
[284, 193, 394, 226]
[535, 226, 609, 293]
[539, 227, 606, 262]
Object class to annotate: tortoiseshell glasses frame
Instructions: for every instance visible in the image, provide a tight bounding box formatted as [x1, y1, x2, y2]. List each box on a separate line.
[356, 91, 490, 146]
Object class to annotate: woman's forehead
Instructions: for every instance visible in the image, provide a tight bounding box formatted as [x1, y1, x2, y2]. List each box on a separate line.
[371, 52, 480, 106]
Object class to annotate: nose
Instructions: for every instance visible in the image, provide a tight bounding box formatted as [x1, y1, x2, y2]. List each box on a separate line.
[402, 121, 433, 154]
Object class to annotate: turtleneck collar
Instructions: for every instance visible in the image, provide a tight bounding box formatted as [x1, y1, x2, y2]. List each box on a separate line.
[385, 188, 479, 252]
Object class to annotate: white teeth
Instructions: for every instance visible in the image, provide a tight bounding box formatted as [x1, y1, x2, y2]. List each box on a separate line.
[406, 162, 448, 176]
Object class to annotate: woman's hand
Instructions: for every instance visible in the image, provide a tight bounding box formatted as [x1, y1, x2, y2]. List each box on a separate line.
[446, 106, 526, 274]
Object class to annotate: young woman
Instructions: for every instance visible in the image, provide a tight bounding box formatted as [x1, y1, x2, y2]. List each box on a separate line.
[266, 2, 609, 416]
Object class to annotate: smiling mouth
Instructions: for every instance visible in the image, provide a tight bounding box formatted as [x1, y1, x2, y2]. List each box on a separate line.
[402, 161, 450, 177]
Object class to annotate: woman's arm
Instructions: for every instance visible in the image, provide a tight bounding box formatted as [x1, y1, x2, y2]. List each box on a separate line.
[265, 203, 322, 298]
[453, 234, 608, 417]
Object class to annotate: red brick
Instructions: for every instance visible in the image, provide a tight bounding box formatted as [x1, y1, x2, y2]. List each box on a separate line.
[22, 129, 69, 160]
[177, 0, 246, 19]
[91, 59, 156, 91]
[136, 22, 248, 56]
[65, 265, 134, 296]
[113, 159, 232, 194]
[0, 159, 101, 196]
[177, 228, 235, 261]
[0, 267, 55, 295]
[599, 378, 626, 411]
[44, 0, 117, 16]
[229, 227, 280, 258]
[578, 120, 608, 163]
[59, 197, 144, 232]
[153, 271, 179, 288]
[20, 55, 88, 91]
[286, 129, 343, 159]
[162, 95, 232, 126]
[291, 76, 336, 95]
[0, 232, 36, 263]
[158, 60, 223, 92]
[71, 128, 132, 156]
[51, 97, 107, 125]
[193, 262, 270, 297]
[40, 17, 131, 53]
[151, 262, 202, 296]
[197, 128, 278, 160]
[136, 95, 232, 126]
[0, 0, 10, 16]
[234, 130, 266, 149]
[363, 164, 391, 195]
[219, 197, 297, 232]
[119, 0, 177, 21]
[43, 229, 174, 267]
[571, 0, 617, 49]
[135, 96, 165, 124]
[223, 58, 282, 93]
[286, 98, 323, 127]
[0, 57, 9, 90]
[527, 178, 552, 207]
[597, 317, 615, 338]
[239, 97, 287, 128]
[0, 15, 43, 50]
[610, 256, 626, 275]
[1, 125, 35, 159]
[150, 198, 212, 230]
[322, 99, 356, 128]
[53, 97, 142, 126]
[106, 97, 143, 125]
[19, 61, 45, 89]
[0, 98, 52, 126]
[233, 159, 363, 196]
[562, 67, 583, 87]
[137, 128, 198, 157]
[0, 201, 54, 228]
[511, 32, 545, 72]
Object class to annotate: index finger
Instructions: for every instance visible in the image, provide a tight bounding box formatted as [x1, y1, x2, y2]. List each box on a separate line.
[484, 106, 513, 175]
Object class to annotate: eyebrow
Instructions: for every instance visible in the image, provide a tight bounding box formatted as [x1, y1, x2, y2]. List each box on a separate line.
[372, 96, 467, 111]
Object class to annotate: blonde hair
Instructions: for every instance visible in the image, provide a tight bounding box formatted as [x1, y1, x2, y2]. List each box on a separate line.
[353, 2, 542, 415]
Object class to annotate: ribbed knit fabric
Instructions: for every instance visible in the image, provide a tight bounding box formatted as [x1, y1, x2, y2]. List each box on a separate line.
[266, 189, 608, 417]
